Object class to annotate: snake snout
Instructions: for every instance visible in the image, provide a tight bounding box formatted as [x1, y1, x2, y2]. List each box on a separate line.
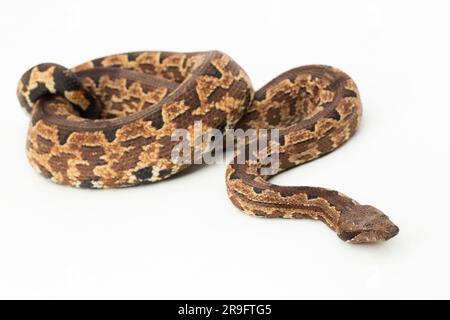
[338, 204, 399, 244]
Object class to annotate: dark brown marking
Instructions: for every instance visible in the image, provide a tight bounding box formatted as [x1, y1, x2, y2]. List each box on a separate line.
[147, 110, 164, 129]
[329, 109, 341, 121]
[57, 129, 73, 145]
[158, 169, 171, 179]
[28, 83, 49, 102]
[103, 129, 118, 143]
[229, 170, 239, 180]
[343, 89, 357, 98]
[266, 107, 281, 125]
[134, 166, 153, 181]
[36, 135, 53, 154]
[204, 64, 222, 79]
[158, 52, 172, 64]
[207, 87, 228, 104]
[253, 187, 263, 194]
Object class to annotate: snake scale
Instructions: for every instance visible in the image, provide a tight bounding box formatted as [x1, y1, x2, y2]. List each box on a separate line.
[17, 50, 399, 243]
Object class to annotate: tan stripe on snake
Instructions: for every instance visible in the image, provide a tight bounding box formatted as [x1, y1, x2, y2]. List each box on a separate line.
[17, 50, 399, 243]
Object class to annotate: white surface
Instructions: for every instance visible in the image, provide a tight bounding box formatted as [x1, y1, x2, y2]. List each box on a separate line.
[0, 0, 449, 299]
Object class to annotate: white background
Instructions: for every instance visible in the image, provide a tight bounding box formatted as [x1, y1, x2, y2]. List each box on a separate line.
[0, 0, 449, 299]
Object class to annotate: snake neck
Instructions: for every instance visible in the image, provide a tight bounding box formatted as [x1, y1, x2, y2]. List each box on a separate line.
[226, 164, 398, 243]
[225, 64, 398, 243]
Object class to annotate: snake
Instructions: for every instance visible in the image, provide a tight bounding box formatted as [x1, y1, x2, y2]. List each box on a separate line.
[17, 50, 399, 243]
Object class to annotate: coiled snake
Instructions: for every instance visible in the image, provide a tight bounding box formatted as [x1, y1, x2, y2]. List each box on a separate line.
[17, 51, 399, 243]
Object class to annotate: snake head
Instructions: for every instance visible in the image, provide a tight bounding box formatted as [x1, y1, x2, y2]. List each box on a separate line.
[337, 205, 399, 244]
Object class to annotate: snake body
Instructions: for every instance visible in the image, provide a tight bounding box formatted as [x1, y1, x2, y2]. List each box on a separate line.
[17, 50, 399, 243]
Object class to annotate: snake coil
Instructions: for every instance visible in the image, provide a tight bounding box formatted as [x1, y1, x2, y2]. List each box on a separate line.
[17, 50, 399, 243]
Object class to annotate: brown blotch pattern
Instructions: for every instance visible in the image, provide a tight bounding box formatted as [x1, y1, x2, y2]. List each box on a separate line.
[18, 53, 398, 243]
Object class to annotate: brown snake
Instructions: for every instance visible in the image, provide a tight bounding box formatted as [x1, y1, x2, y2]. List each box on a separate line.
[17, 50, 399, 243]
